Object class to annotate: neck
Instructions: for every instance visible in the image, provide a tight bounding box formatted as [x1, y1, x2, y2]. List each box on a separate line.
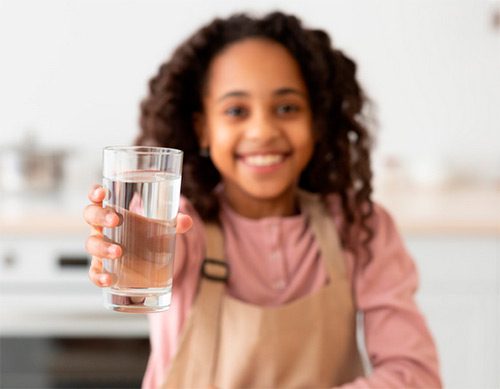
[222, 185, 299, 219]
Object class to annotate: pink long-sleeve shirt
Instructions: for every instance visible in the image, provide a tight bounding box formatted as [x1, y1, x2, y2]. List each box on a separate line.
[142, 192, 442, 389]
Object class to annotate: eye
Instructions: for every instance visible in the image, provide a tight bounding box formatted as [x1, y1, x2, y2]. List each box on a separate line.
[276, 104, 299, 115]
[225, 106, 248, 117]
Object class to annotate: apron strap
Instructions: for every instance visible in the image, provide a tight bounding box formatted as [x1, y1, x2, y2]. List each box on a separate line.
[191, 222, 227, 386]
[297, 190, 348, 281]
[298, 190, 359, 312]
[162, 222, 227, 388]
[201, 223, 230, 281]
[204, 222, 225, 262]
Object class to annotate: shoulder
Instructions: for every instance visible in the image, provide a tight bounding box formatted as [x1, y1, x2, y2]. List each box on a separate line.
[322, 193, 419, 301]
[368, 201, 407, 255]
[346, 199, 417, 294]
[323, 192, 413, 276]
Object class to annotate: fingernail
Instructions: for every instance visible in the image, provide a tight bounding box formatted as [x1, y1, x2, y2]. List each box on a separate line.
[108, 246, 118, 255]
[106, 214, 115, 224]
[100, 275, 108, 284]
[93, 188, 101, 198]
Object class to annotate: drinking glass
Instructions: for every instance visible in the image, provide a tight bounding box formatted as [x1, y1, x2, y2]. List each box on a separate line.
[101, 146, 183, 313]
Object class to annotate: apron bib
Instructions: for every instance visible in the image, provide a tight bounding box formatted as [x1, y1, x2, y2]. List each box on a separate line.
[162, 191, 364, 388]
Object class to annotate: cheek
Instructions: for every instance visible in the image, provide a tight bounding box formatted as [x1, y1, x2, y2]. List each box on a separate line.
[206, 126, 237, 172]
[301, 142, 315, 168]
[293, 126, 315, 161]
[205, 116, 229, 149]
[209, 128, 234, 153]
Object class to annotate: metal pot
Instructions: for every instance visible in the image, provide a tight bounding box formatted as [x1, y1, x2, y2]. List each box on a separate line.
[0, 134, 68, 195]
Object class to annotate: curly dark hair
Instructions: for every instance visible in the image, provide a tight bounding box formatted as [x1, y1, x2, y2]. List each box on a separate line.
[136, 11, 375, 264]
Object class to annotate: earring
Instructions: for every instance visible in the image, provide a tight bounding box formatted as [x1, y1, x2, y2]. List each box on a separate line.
[199, 148, 210, 157]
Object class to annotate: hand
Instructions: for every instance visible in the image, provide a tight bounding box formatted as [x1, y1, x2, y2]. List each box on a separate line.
[83, 184, 193, 288]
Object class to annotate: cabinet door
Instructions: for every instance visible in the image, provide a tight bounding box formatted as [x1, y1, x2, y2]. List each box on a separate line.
[405, 235, 499, 389]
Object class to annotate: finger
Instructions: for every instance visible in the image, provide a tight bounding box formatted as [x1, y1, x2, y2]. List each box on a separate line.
[88, 184, 105, 204]
[85, 234, 122, 259]
[89, 256, 111, 287]
[177, 213, 193, 234]
[83, 204, 120, 228]
[90, 223, 103, 237]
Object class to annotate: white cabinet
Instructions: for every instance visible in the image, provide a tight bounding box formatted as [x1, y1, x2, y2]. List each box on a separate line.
[405, 235, 499, 389]
[0, 234, 149, 337]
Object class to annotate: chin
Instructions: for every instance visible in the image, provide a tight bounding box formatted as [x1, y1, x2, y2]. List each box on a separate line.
[244, 183, 295, 201]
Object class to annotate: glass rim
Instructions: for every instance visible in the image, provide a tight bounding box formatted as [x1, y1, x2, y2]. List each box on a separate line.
[103, 146, 183, 156]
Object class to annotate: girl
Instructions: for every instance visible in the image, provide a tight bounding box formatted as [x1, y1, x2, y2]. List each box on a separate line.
[83, 11, 442, 389]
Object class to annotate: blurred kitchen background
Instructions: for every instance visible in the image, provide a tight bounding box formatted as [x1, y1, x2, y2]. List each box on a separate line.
[0, 0, 499, 388]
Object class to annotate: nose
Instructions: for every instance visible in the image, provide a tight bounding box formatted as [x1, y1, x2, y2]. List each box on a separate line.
[245, 110, 279, 142]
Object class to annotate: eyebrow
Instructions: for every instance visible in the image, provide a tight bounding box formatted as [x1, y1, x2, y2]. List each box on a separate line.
[273, 87, 307, 98]
[217, 91, 249, 102]
[217, 87, 307, 103]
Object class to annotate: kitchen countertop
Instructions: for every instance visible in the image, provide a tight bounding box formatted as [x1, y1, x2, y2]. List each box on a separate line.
[373, 182, 500, 235]
[0, 190, 90, 236]
[1, 183, 499, 236]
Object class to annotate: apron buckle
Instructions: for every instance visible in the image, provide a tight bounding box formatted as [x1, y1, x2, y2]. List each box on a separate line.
[201, 258, 230, 282]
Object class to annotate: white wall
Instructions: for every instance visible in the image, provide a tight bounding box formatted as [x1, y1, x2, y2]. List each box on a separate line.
[1, 0, 499, 188]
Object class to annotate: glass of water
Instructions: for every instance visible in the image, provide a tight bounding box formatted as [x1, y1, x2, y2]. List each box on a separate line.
[101, 146, 183, 313]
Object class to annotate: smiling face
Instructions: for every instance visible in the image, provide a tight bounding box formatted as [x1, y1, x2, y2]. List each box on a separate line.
[196, 38, 314, 217]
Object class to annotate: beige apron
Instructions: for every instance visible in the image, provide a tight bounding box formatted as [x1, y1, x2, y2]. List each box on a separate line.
[162, 191, 364, 388]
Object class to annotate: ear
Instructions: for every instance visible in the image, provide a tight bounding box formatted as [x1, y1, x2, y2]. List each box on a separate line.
[193, 112, 209, 149]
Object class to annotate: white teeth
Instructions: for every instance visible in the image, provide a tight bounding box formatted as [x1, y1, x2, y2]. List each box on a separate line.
[244, 154, 284, 167]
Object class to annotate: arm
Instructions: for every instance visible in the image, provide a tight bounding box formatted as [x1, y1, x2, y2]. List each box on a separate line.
[339, 204, 442, 389]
